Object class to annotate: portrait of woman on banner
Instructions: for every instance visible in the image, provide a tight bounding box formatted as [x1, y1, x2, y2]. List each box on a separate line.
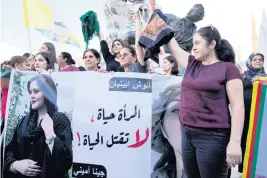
[3, 74, 73, 178]
[151, 79, 186, 178]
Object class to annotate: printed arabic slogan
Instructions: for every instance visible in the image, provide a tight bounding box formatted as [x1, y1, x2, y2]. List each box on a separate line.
[243, 78, 267, 178]
[72, 72, 152, 178]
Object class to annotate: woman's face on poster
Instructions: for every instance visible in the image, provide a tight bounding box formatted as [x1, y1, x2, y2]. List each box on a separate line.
[29, 81, 45, 110]
[35, 54, 48, 71]
[164, 97, 179, 121]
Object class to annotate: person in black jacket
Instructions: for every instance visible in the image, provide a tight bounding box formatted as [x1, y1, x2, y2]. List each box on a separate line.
[240, 53, 265, 173]
[98, 32, 125, 72]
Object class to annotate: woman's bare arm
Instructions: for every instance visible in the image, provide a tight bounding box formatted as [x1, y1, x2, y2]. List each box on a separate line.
[166, 38, 190, 68]
[226, 78, 244, 143]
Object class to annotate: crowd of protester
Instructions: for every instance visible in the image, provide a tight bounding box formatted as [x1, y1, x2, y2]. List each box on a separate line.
[1, 4, 266, 178]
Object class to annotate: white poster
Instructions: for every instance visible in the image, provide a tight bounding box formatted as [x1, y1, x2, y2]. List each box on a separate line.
[72, 72, 152, 178]
[3, 71, 184, 178]
[151, 75, 185, 178]
[102, 0, 153, 46]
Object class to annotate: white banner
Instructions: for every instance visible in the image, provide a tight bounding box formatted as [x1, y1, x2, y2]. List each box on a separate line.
[2, 71, 184, 178]
[72, 72, 152, 178]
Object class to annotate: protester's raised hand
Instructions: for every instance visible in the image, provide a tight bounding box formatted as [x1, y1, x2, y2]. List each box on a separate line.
[13, 159, 41, 176]
[134, 3, 143, 13]
[98, 32, 104, 41]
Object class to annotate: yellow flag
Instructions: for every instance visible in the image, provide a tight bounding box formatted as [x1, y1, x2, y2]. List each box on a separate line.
[23, 0, 53, 28]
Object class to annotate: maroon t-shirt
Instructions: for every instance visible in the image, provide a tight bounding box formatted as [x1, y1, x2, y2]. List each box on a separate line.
[179, 55, 241, 135]
[61, 65, 80, 72]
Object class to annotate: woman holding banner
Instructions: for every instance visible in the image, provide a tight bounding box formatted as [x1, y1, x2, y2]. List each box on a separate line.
[4, 74, 73, 178]
[166, 25, 244, 178]
[83, 48, 106, 72]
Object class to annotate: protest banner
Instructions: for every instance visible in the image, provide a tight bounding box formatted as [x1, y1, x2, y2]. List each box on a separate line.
[243, 78, 267, 178]
[72, 72, 152, 178]
[2, 71, 184, 178]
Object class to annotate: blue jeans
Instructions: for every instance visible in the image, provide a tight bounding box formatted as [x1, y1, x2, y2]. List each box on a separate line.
[181, 126, 229, 178]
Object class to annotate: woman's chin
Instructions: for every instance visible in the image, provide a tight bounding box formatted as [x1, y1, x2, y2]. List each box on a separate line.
[31, 106, 38, 110]
[253, 66, 263, 70]
[114, 50, 120, 54]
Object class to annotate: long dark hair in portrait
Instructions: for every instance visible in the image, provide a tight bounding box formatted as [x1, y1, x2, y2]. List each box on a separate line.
[197, 26, 236, 64]
[27, 74, 58, 130]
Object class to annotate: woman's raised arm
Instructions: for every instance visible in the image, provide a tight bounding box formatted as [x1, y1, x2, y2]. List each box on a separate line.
[166, 38, 190, 69]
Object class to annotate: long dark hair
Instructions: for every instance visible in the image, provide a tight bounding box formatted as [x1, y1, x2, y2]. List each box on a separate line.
[197, 26, 235, 63]
[61, 52, 76, 65]
[35, 52, 55, 70]
[164, 55, 179, 76]
[27, 74, 58, 118]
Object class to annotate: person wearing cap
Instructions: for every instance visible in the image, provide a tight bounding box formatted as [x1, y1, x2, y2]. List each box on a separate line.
[57, 52, 79, 72]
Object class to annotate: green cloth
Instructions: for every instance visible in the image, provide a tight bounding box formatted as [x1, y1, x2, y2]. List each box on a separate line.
[0, 69, 11, 79]
[80, 11, 100, 49]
